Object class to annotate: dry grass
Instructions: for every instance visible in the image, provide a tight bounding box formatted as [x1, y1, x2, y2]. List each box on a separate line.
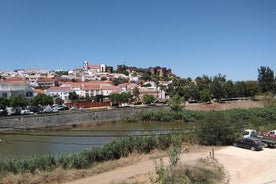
[0, 153, 146, 184]
[185, 100, 264, 111]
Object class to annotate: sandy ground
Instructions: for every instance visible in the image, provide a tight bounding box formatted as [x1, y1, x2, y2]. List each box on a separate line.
[216, 146, 276, 184]
[185, 100, 264, 111]
[65, 146, 276, 184]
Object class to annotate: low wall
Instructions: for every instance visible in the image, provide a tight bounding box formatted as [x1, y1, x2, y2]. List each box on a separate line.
[0, 106, 168, 129]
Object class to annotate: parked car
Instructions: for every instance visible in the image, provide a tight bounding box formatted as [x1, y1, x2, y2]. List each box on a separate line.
[21, 109, 34, 115]
[263, 130, 276, 138]
[28, 106, 43, 113]
[233, 138, 264, 151]
[70, 106, 79, 110]
[52, 105, 69, 111]
[43, 105, 56, 113]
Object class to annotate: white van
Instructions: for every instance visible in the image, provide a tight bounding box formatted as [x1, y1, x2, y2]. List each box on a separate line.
[243, 129, 257, 138]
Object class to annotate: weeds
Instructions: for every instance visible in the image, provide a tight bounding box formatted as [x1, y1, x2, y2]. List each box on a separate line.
[153, 148, 225, 184]
[0, 134, 187, 179]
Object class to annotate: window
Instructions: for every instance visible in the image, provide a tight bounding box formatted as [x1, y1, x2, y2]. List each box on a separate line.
[2, 93, 7, 97]
[26, 91, 33, 97]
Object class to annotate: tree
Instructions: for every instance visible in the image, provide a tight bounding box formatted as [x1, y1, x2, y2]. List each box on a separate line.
[110, 92, 131, 105]
[167, 77, 191, 98]
[110, 93, 120, 104]
[85, 94, 94, 101]
[246, 81, 260, 99]
[210, 74, 226, 102]
[68, 91, 79, 102]
[196, 111, 236, 145]
[132, 87, 140, 100]
[31, 94, 53, 106]
[200, 89, 211, 103]
[111, 78, 129, 86]
[234, 81, 247, 97]
[195, 75, 211, 91]
[0, 97, 9, 109]
[224, 80, 236, 98]
[189, 84, 200, 101]
[55, 97, 64, 105]
[143, 95, 155, 104]
[168, 95, 184, 111]
[140, 73, 151, 81]
[119, 92, 131, 103]
[101, 76, 107, 81]
[258, 66, 275, 93]
[9, 94, 27, 108]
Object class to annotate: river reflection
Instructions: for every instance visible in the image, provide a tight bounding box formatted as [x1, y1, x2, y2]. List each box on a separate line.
[0, 121, 188, 159]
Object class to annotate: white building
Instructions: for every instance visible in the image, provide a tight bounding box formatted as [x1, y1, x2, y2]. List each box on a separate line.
[45, 86, 71, 102]
[0, 78, 34, 100]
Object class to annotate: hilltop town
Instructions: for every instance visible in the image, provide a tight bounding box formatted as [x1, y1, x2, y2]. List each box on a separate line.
[0, 61, 172, 107]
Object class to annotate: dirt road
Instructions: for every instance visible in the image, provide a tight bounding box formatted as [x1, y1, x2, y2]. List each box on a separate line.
[216, 146, 276, 184]
[66, 146, 276, 184]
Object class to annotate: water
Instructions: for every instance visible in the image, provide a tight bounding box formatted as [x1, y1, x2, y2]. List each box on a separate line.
[0, 121, 187, 159]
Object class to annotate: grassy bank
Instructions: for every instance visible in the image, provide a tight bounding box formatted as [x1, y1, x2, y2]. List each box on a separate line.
[126, 106, 276, 124]
[0, 134, 192, 179]
[1, 106, 276, 182]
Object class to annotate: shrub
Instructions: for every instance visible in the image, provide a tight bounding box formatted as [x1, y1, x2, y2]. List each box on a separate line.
[196, 111, 237, 145]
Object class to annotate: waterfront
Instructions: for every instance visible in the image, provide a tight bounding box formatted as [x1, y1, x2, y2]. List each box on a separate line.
[0, 121, 186, 159]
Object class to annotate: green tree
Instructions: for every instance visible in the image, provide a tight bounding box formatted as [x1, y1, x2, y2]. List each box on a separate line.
[85, 94, 94, 101]
[101, 76, 107, 81]
[55, 97, 64, 105]
[246, 81, 260, 99]
[210, 74, 226, 102]
[200, 89, 211, 103]
[258, 66, 275, 93]
[168, 95, 184, 111]
[195, 75, 211, 91]
[68, 91, 79, 102]
[0, 97, 9, 109]
[197, 111, 236, 145]
[31, 94, 53, 106]
[224, 80, 235, 98]
[120, 92, 131, 103]
[9, 94, 27, 108]
[110, 92, 130, 104]
[189, 84, 200, 101]
[167, 77, 191, 98]
[143, 94, 155, 104]
[140, 73, 151, 81]
[132, 87, 140, 100]
[111, 78, 129, 86]
[234, 81, 247, 97]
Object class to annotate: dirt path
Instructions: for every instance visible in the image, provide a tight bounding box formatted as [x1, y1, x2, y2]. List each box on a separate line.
[216, 146, 276, 184]
[66, 146, 276, 184]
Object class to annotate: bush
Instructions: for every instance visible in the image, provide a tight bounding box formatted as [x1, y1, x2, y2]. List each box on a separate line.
[196, 111, 237, 145]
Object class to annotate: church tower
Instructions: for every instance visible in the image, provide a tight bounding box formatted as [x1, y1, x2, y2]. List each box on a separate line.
[83, 60, 89, 71]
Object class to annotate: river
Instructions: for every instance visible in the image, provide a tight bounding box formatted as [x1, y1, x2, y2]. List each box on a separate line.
[0, 121, 188, 159]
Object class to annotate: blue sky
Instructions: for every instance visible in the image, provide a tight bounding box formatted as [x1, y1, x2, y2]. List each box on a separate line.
[0, 0, 275, 81]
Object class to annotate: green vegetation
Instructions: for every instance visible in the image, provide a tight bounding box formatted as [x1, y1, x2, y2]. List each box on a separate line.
[2, 104, 276, 181]
[109, 92, 131, 104]
[31, 93, 53, 106]
[152, 144, 224, 184]
[0, 134, 192, 178]
[168, 95, 184, 112]
[126, 107, 276, 146]
[166, 65, 276, 103]
[143, 94, 155, 104]
[153, 157, 224, 184]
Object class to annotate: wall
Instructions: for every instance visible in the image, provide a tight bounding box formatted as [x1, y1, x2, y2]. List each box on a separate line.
[0, 106, 168, 129]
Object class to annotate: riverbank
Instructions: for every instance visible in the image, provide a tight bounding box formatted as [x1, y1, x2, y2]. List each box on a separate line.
[0, 100, 265, 130]
[0, 106, 168, 130]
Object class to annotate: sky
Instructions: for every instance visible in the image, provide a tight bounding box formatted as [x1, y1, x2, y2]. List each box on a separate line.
[0, 0, 275, 81]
